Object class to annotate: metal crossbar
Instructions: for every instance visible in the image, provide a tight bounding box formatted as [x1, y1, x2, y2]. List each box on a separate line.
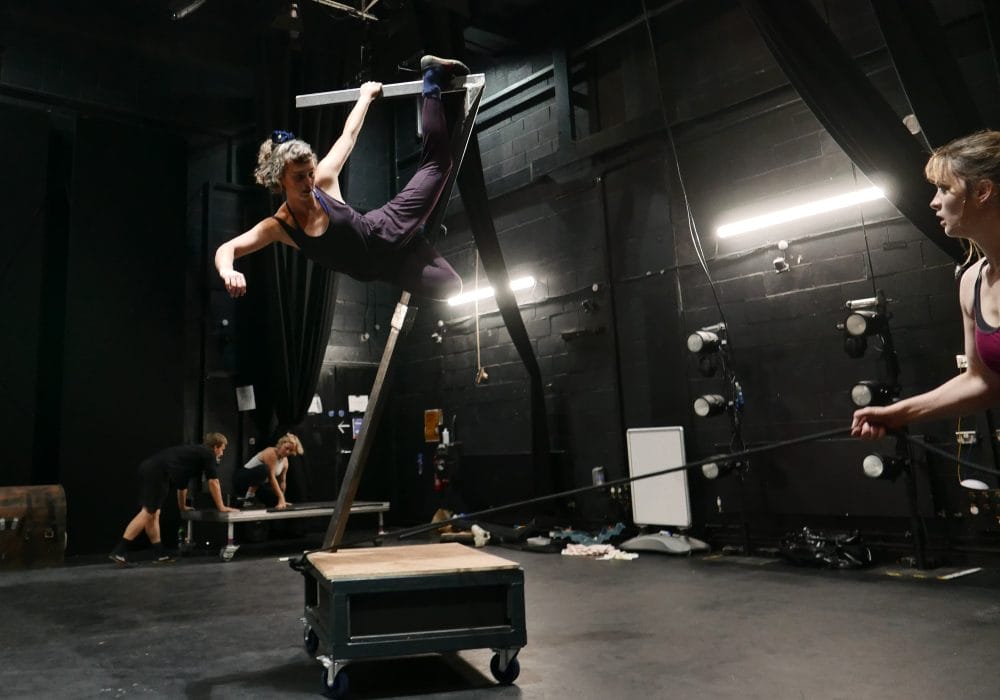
[297, 74, 485, 109]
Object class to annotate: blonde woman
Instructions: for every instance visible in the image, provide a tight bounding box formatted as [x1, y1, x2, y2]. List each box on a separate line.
[235, 433, 304, 509]
[853, 131, 1000, 438]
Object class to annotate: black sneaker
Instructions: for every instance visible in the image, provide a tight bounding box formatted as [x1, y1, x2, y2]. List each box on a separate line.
[153, 554, 176, 564]
[109, 553, 129, 566]
[420, 55, 470, 77]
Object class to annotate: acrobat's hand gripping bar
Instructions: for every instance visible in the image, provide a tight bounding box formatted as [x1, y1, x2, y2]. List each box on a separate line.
[296, 74, 486, 109]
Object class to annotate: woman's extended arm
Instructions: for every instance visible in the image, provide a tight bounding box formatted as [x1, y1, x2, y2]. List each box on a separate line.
[314, 81, 383, 189]
[214, 218, 289, 298]
[852, 261, 1000, 437]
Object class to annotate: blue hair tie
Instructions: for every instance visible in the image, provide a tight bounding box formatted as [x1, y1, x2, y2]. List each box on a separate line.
[271, 130, 295, 144]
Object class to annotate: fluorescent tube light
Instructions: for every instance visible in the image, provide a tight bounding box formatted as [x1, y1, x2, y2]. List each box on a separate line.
[717, 186, 885, 238]
[447, 276, 535, 306]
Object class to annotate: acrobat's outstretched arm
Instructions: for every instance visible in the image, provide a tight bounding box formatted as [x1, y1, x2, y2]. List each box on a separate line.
[315, 81, 382, 189]
[215, 219, 291, 298]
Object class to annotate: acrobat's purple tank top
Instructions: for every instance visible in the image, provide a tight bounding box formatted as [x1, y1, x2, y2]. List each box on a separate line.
[974, 263, 1000, 375]
[273, 187, 379, 281]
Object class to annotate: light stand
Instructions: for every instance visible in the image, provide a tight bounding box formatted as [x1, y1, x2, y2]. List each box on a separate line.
[844, 291, 928, 568]
[689, 323, 753, 554]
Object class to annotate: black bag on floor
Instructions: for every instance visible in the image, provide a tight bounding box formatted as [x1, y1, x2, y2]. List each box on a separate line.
[779, 527, 873, 569]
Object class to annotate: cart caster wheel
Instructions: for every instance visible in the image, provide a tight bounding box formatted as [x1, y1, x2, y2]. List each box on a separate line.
[321, 668, 348, 698]
[490, 654, 520, 685]
[304, 627, 319, 655]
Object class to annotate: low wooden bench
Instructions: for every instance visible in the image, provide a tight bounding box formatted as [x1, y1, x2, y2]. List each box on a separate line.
[181, 500, 389, 561]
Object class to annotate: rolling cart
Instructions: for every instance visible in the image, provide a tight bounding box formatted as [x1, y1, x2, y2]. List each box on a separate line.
[299, 543, 526, 697]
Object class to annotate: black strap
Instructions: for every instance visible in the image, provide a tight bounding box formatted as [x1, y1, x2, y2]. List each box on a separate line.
[457, 138, 550, 457]
[975, 260, 997, 332]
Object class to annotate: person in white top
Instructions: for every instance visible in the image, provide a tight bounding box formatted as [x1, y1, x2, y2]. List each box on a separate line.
[234, 433, 304, 509]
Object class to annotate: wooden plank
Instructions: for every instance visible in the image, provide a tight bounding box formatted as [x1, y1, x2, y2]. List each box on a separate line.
[307, 542, 520, 581]
[322, 292, 411, 549]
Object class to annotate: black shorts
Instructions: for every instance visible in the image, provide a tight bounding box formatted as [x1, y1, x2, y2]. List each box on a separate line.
[137, 459, 169, 512]
[233, 464, 269, 495]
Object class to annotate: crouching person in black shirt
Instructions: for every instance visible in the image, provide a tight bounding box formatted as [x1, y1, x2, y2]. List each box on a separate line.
[109, 432, 236, 565]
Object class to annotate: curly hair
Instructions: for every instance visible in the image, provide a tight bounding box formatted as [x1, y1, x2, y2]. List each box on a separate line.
[254, 138, 316, 194]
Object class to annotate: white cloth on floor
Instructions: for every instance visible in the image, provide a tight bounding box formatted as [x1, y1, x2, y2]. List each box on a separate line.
[561, 543, 638, 560]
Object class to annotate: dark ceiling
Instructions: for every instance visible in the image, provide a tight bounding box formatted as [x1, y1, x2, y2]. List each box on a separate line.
[4, 0, 656, 65]
[0, 0, 680, 134]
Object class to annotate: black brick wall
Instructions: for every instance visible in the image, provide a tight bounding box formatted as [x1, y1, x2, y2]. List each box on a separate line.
[379, 0, 1000, 546]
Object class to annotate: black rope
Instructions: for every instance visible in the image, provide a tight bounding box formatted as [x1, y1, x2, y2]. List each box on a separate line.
[282, 427, 1000, 569]
[904, 433, 1000, 477]
[286, 427, 850, 565]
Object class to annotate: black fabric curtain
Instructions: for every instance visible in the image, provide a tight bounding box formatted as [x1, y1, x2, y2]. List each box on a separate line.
[250, 20, 343, 438]
[871, 0, 983, 148]
[738, 0, 964, 263]
[262, 246, 337, 430]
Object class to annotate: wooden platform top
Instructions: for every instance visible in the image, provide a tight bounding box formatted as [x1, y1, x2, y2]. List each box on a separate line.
[306, 543, 521, 581]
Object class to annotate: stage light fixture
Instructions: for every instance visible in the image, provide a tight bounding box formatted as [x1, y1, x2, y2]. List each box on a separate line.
[701, 456, 736, 480]
[693, 394, 728, 417]
[687, 330, 721, 353]
[844, 310, 887, 337]
[697, 355, 718, 378]
[687, 322, 726, 353]
[840, 296, 892, 358]
[861, 453, 904, 480]
[843, 335, 868, 359]
[850, 380, 895, 408]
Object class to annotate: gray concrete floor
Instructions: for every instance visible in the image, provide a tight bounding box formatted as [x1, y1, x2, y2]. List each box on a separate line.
[2, 541, 999, 699]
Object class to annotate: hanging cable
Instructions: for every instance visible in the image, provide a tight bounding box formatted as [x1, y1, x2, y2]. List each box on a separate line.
[473, 249, 488, 384]
[638, 0, 730, 342]
[851, 162, 881, 300]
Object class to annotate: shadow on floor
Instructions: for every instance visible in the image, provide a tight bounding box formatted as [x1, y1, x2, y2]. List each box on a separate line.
[184, 653, 509, 699]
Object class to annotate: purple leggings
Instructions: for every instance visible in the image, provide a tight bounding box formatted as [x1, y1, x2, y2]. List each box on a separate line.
[366, 97, 462, 301]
